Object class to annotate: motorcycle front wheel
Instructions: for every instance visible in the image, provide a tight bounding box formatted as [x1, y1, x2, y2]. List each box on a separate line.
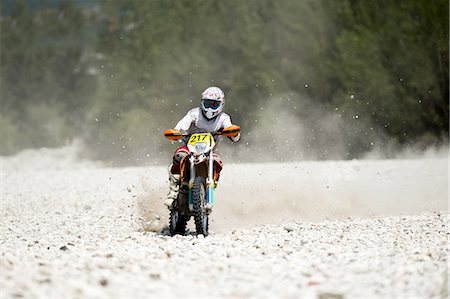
[192, 176, 208, 236]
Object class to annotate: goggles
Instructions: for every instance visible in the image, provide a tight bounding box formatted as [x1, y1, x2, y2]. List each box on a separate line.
[202, 99, 221, 109]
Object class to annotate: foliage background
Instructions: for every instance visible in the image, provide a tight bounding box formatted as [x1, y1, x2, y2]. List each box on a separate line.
[1, 0, 448, 165]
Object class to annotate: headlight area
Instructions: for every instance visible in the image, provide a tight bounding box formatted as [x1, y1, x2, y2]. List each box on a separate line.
[194, 142, 208, 154]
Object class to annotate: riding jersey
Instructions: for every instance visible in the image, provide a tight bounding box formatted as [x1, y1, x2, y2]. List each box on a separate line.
[174, 107, 240, 143]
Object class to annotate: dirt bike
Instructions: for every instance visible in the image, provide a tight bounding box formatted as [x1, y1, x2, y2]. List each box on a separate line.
[163, 125, 240, 236]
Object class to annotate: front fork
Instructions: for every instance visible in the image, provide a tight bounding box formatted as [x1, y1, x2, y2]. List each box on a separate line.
[188, 158, 195, 211]
[187, 152, 215, 211]
[206, 150, 214, 210]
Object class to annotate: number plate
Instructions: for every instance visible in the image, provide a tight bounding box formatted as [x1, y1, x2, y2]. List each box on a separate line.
[187, 133, 214, 146]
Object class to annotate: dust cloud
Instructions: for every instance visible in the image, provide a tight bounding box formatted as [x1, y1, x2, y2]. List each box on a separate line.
[222, 94, 349, 162]
[220, 93, 448, 165]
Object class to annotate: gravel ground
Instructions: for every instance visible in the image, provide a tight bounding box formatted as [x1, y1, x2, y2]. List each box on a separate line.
[0, 147, 448, 298]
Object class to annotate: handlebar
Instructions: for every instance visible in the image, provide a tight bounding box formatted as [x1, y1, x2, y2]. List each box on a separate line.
[164, 125, 240, 141]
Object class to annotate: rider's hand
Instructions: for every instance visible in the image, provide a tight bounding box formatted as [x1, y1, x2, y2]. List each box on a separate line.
[228, 133, 240, 142]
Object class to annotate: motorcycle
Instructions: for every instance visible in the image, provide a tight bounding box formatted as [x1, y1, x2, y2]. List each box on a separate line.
[163, 125, 240, 236]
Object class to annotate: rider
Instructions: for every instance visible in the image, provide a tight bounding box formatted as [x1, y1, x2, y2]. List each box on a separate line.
[164, 86, 240, 209]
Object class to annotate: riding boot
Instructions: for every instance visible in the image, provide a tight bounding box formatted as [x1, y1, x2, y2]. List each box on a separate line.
[164, 166, 180, 210]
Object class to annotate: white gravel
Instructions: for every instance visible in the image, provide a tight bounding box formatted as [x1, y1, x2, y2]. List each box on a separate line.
[0, 147, 448, 298]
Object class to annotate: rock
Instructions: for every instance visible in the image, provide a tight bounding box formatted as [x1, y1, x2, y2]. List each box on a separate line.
[38, 278, 51, 284]
[149, 273, 161, 280]
[284, 226, 294, 233]
[59, 245, 69, 251]
[319, 293, 344, 299]
[99, 279, 108, 286]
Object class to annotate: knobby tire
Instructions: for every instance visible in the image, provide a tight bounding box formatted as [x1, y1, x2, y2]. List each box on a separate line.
[192, 177, 208, 236]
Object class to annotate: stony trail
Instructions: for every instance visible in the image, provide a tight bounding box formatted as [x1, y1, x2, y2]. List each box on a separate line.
[1, 147, 448, 298]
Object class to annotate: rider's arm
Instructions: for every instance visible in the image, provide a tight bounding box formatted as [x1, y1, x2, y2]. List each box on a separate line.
[174, 109, 196, 132]
[222, 114, 240, 142]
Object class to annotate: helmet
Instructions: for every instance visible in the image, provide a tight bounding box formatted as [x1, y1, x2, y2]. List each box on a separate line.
[200, 86, 225, 119]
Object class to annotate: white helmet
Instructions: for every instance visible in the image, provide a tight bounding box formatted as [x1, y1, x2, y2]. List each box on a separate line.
[200, 86, 225, 119]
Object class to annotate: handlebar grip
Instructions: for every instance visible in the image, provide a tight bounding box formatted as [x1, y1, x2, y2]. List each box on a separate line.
[164, 129, 183, 140]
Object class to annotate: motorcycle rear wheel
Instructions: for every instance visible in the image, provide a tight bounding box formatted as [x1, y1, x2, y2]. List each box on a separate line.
[192, 176, 208, 236]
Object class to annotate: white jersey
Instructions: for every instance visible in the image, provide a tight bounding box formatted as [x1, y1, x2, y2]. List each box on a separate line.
[174, 107, 240, 143]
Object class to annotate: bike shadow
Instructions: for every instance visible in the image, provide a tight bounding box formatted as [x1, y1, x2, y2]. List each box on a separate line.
[156, 225, 199, 237]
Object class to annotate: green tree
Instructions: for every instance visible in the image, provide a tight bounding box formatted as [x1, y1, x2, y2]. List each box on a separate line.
[322, 0, 449, 150]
